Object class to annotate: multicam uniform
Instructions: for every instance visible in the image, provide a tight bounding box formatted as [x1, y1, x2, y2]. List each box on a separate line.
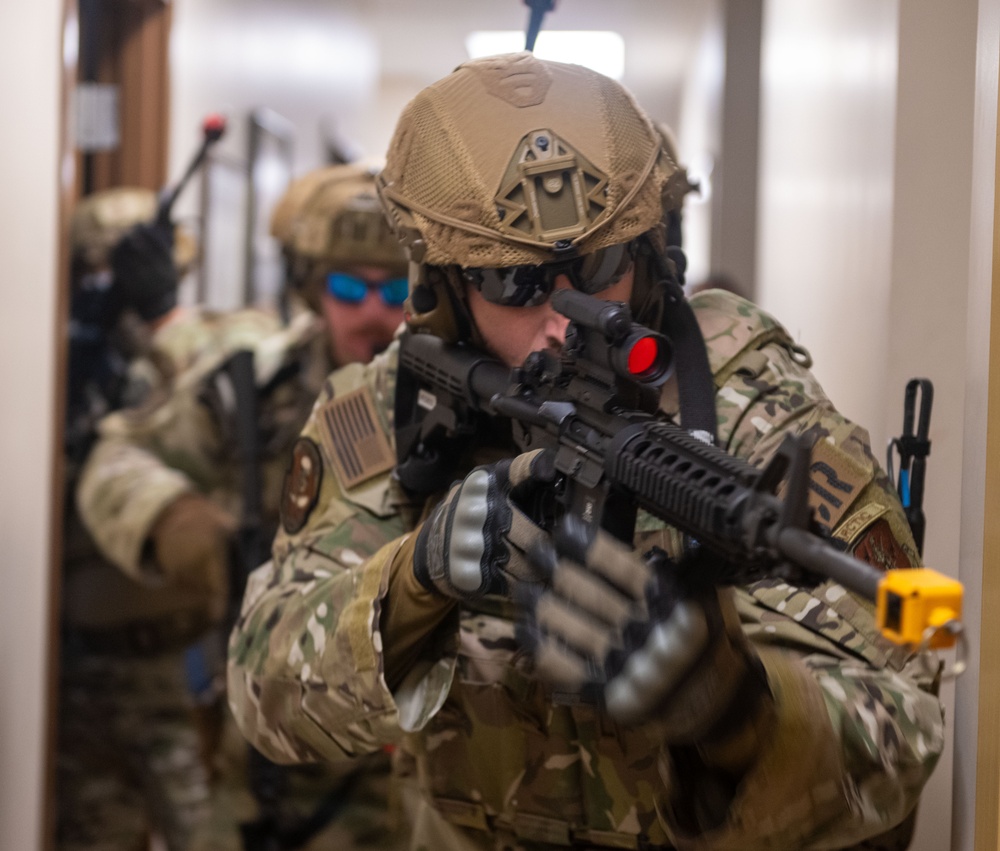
[58, 188, 210, 851]
[74, 306, 405, 851]
[228, 289, 943, 851]
[58, 529, 213, 851]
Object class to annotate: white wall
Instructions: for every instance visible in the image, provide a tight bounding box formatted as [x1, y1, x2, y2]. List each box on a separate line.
[676, 1, 725, 288]
[887, 3, 980, 846]
[759, 1, 987, 849]
[954, 0, 999, 846]
[0, 0, 64, 847]
[169, 0, 380, 180]
[758, 0, 899, 442]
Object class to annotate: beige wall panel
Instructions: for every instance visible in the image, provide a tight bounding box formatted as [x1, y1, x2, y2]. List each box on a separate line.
[0, 0, 64, 848]
[759, 1, 987, 848]
[758, 0, 898, 444]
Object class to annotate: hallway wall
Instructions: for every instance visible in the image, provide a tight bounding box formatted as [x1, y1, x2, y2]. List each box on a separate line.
[0, 0, 64, 847]
[757, 1, 985, 848]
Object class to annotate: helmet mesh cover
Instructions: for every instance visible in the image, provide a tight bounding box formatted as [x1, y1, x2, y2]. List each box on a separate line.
[381, 52, 677, 269]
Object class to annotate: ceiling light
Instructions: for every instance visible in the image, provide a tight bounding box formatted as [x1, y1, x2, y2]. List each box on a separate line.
[466, 31, 625, 80]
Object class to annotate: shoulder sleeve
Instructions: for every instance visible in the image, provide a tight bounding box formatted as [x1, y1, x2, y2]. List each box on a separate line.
[75, 307, 304, 581]
[661, 631, 943, 849]
[76, 431, 194, 581]
[227, 344, 458, 765]
[657, 298, 944, 847]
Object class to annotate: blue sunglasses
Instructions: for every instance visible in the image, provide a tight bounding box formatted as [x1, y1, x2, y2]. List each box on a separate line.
[326, 272, 409, 307]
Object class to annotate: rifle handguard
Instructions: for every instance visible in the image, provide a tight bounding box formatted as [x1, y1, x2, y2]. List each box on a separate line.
[607, 421, 965, 662]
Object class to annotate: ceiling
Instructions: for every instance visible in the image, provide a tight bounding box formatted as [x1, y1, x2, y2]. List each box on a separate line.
[169, 0, 717, 172]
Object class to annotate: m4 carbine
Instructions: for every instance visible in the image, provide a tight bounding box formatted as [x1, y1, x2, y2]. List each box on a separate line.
[395, 289, 964, 663]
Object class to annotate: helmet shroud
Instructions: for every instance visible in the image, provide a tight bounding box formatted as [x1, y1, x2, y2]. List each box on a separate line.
[271, 163, 408, 313]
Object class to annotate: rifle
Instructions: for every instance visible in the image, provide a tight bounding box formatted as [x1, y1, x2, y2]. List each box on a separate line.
[157, 113, 227, 228]
[887, 378, 933, 556]
[395, 289, 964, 666]
[67, 115, 228, 466]
[219, 350, 360, 851]
[217, 349, 287, 851]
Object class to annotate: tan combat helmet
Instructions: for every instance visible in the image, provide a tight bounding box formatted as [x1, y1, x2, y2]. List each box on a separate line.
[377, 51, 694, 340]
[70, 187, 198, 275]
[271, 163, 408, 312]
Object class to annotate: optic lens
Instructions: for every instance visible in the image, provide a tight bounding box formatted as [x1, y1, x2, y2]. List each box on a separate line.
[627, 336, 659, 376]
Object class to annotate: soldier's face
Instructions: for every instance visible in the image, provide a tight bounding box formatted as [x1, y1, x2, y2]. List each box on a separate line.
[320, 265, 406, 366]
[467, 267, 635, 368]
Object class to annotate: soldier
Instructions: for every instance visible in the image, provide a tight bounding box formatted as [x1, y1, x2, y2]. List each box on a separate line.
[73, 164, 409, 851]
[65, 187, 195, 464]
[227, 53, 946, 851]
[59, 187, 210, 851]
[270, 162, 409, 365]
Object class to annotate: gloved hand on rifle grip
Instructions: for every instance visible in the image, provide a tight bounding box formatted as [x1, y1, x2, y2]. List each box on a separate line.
[412, 448, 556, 602]
[110, 218, 179, 323]
[517, 516, 772, 743]
[149, 492, 237, 623]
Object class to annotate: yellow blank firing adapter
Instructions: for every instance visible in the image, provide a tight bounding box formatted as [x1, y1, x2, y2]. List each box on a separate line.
[877, 568, 966, 676]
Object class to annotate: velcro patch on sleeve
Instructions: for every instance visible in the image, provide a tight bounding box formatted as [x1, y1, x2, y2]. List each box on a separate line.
[318, 386, 396, 490]
[806, 438, 873, 531]
[832, 501, 889, 547]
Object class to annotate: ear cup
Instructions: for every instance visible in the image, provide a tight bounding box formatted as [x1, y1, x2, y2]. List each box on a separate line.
[404, 266, 474, 345]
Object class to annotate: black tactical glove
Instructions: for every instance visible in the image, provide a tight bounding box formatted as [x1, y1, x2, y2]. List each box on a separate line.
[110, 218, 179, 322]
[413, 448, 556, 601]
[518, 517, 771, 740]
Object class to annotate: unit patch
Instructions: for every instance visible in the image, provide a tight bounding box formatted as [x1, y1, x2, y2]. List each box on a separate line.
[317, 386, 396, 490]
[280, 437, 323, 534]
[852, 518, 913, 573]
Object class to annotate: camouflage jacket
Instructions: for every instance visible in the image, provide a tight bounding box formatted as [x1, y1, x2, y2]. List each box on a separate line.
[228, 291, 944, 851]
[73, 306, 329, 627]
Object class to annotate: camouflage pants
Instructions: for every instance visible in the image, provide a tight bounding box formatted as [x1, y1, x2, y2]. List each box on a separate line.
[56, 643, 212, 851]
[189, 709, 409, 851]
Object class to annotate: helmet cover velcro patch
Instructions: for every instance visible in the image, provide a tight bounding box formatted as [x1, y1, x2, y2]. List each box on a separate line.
[464, 51, 554, 108]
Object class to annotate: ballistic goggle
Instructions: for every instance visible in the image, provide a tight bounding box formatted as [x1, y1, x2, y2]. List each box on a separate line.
[461, 241, 634, 308]
[326, 272, 409, 307]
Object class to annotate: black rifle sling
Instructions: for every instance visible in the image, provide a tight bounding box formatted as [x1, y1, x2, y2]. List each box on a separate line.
[659, 277, 718, 443]
[225, 351, 285, 850]
[227, 350, 265, 575]
[225, 350, 342, 851]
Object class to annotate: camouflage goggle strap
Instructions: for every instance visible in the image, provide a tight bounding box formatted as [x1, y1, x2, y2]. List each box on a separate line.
[657, 258, 718, 442]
